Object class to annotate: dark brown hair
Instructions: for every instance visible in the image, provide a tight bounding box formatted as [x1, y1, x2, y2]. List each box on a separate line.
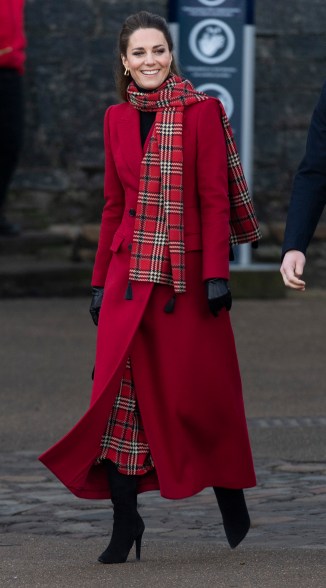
[116, 11, 179, 101]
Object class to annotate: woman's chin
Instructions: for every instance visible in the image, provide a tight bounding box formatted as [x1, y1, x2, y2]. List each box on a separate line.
[136, 74, 167, 90]
[138, 80, 159, 90]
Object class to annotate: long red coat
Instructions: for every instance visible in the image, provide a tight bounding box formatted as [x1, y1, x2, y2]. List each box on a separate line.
[39, 98, 256, 499]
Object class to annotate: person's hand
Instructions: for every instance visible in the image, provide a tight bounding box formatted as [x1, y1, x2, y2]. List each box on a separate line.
[280, 250, 306, 291]
[89, 286, 104, 325]
[206, 278, 232, 317]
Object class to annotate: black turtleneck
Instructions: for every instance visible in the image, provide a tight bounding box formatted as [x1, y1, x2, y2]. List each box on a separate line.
[134, 83, 156, 147]
[140, 110, 156, 147]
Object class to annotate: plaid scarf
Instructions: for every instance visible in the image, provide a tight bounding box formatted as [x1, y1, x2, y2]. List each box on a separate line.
[127, 75, 261, 294]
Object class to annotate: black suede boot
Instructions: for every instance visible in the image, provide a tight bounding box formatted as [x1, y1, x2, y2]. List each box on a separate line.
[213, 487, 250, 549]
[98, 460, 145, 564]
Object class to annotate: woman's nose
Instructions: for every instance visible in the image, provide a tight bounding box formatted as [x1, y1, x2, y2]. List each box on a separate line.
[144, 52, 155, 65]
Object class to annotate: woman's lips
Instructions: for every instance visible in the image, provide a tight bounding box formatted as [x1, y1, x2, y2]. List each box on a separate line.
[141, 70, 160, 76]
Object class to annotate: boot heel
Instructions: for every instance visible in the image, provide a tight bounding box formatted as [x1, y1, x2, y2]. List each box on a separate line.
[135, 531, 143, 561]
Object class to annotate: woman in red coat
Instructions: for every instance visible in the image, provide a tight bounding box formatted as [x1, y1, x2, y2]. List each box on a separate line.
[39, 11, 261, 564]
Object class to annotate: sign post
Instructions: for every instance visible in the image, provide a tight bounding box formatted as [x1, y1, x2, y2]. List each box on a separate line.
[169, 0, 256, 267]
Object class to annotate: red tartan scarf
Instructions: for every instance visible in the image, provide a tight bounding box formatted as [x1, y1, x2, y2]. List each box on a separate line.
[126, 75, 261, 294]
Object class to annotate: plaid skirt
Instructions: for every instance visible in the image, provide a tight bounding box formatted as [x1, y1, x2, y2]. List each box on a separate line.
[96, 357, 154, 475]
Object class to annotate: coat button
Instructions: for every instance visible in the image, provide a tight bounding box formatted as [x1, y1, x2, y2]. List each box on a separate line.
[128, 243, 132, 251]
[129, 208, 136, 217]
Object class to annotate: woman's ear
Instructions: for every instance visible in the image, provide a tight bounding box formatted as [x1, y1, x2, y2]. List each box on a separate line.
[121, 54, 128, 69]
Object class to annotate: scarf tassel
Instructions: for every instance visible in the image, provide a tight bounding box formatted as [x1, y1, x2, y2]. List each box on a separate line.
[125, 281, 133, 300]
[164, 294, 176, 314]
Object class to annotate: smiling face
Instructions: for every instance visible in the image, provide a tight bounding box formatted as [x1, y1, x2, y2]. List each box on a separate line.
[122, 28, 173, 90]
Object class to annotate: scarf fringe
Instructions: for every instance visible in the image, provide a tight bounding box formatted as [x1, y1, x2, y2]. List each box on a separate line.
[164, 295, 176, 314]
[125, 281, 133, 300]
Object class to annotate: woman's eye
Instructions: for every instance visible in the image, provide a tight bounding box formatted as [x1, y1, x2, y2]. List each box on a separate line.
[132, 49, 165, 57]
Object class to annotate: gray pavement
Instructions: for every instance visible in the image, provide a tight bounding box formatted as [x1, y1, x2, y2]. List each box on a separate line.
[0, 294, 326, 587]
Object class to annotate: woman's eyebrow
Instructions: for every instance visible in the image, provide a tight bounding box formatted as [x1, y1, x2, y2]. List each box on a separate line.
[132, 44, 165, 51]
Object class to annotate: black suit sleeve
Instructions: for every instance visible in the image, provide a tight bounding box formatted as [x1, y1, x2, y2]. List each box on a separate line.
[282, 81, 326, 256]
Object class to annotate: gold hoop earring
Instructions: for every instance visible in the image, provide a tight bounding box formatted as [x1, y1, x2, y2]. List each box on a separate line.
[124, 67, 130, 76]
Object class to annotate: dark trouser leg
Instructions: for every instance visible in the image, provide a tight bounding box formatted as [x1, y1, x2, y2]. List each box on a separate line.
[213, 487, 250, 548]
[98, 460, 145, 564]
[0, 69, 24, 232]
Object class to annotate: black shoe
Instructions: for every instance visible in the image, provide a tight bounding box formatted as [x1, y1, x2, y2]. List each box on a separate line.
[98, 510, 145, 564]
[213, 487, 250, 549]
[98, 460, 145, 564]
[0, 217, 21, 236]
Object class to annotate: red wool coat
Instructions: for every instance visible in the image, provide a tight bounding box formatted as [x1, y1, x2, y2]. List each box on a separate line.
[39, 98, 256, 499]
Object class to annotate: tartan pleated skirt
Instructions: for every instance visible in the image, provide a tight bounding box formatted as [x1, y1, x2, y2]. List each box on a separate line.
[96, 357, 154, 475]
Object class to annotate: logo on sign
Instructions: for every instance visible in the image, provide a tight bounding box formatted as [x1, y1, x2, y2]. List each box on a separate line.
[198, 0, 226, 6]
[189, 19, 235, 64]
[197, 83, 234, 118]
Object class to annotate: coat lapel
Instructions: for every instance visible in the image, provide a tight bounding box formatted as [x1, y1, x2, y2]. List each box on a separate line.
[118, 105, 143, 180]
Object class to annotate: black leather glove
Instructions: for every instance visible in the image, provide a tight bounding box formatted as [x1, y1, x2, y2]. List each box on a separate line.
[206, 278, 232, 317]
[89, 286, 104, 326]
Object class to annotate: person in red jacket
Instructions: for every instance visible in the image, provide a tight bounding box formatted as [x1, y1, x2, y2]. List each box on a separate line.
[40, 11, 261, 564]
[0, 0, 26, 235]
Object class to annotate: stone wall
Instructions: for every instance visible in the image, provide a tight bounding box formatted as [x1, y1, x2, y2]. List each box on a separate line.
[12, 0, 167, 227]
[8, 0, 326, 285]
[254, 0, 326, 222]
[253, 0, 326, 286]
